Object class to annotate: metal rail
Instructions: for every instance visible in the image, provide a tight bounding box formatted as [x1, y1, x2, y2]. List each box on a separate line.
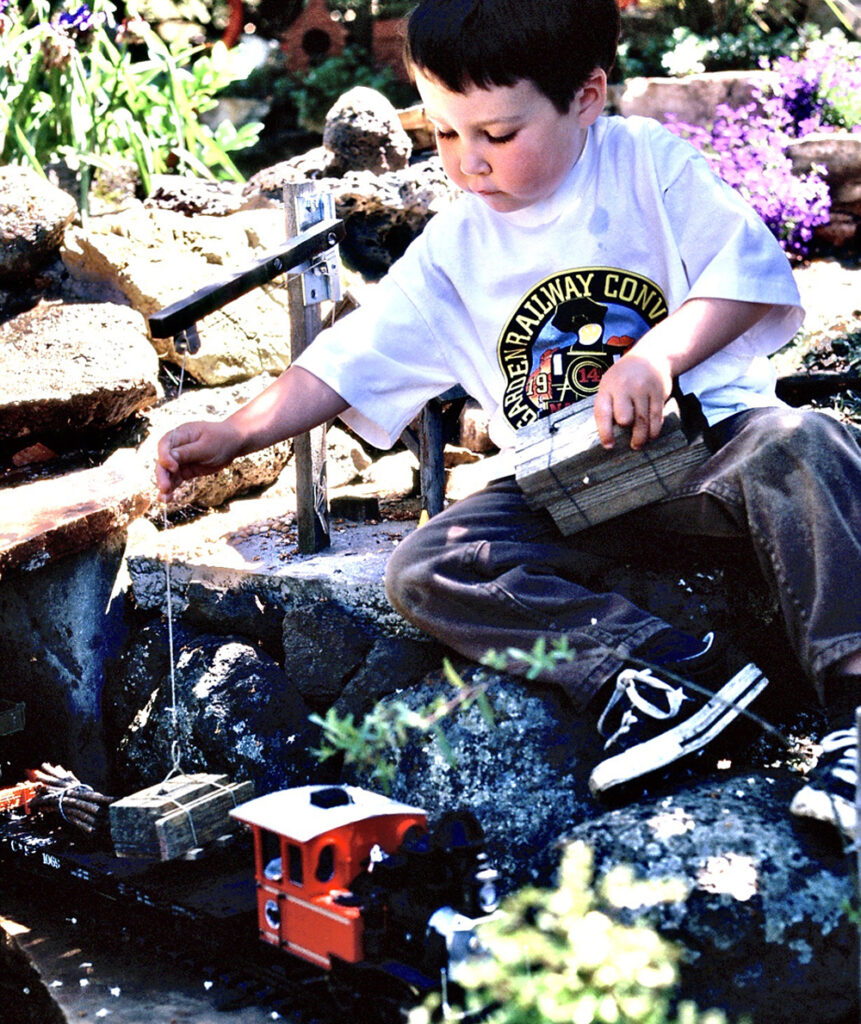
[147, 218, 345, 340]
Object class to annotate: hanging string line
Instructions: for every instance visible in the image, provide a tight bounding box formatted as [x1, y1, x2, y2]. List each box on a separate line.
[156, 261, 337, 792]
[160, 351, 187, 788]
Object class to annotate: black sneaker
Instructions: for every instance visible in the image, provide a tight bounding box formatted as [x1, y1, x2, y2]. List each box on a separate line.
[588, 637, 768, 795]
[789, 726, 857, 842]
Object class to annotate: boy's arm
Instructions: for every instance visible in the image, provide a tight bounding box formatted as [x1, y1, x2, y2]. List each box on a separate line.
[594, 296, 772, 450]
[155, 366, 350, 496]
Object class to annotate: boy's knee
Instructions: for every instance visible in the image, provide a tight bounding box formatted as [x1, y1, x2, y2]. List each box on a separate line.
[744, 408, 847, 457]
[385, 530, 430, 618]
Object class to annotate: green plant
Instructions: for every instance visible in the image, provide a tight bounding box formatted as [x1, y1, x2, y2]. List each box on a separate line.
[290, 44, 416, 132]
[411, 841, 733, 1024]
[0, 0, 263, 213]
[615, 0, 809, 79]
[309, 658, 495, 792]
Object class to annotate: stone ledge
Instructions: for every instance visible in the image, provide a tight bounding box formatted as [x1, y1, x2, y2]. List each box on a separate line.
[125, 505, 420, 637]
[0, 449, 151, 576]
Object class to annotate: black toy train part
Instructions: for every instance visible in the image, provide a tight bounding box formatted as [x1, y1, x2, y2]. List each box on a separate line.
[230, 783, 500, 1003]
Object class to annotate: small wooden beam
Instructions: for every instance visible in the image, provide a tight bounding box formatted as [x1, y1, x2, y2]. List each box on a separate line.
[515, 398, 710, 535]
[285, 181, 331, 554]
[109, 773, 253, 860]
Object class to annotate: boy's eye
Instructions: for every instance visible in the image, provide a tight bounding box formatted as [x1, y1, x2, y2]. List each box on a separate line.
[435, 128, 457, 140]
[485, 130, 517, 144]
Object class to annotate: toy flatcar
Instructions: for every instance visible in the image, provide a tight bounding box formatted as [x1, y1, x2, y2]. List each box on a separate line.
[230, 784, 499, 1006]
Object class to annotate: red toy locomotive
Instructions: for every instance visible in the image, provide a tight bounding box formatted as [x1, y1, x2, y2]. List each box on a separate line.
[230, 784, 499, 1003]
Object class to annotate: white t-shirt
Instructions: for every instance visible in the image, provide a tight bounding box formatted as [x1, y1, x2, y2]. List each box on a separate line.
[296, 114, 803, 453]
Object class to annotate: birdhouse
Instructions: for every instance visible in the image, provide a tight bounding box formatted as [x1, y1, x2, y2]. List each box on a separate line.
[280, 0, 349, 73]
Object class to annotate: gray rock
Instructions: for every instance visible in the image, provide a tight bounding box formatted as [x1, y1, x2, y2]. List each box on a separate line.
[563, 773, 857, 1023]
[242, 152, 457, 280]
[0, 531, 131, 789]
[0, 301, 159, 442]
[323, 86, 413, 176]
[332, 159, 456, 279]
[612, 70, 778, 126]
[0, 164, 78, 284]
[282, 599, 377, 706]
[115, 629, 318, 794]
[138, 379, 291, 515]
[345, 668, 606, 892]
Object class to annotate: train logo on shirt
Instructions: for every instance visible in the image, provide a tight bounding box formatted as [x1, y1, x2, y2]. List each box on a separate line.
[498, 268, 668, 431]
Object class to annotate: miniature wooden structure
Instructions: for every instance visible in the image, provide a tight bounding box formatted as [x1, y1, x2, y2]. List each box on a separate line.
[280, 0, 349, 72]
[109, 773, 254, 861]
[515, 398, 710, 535]
[230, 784, 426, 968]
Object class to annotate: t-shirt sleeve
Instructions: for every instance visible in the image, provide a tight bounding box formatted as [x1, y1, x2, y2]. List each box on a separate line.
[661, 142, 804, 357]
[294, 261, 459, 450]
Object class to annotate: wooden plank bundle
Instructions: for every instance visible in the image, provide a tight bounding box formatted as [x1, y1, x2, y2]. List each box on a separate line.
[515, 398, 710, 535]
[109, 773, 254, 861]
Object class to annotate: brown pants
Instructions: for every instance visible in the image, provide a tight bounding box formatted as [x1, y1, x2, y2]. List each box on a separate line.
[385, 407, 861, 708]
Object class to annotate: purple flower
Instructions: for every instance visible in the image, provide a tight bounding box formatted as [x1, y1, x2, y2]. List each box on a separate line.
[57, 3, 94, 34]
[660, 36, 861, 259]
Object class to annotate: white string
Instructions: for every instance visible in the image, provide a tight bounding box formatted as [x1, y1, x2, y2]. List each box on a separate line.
[160, 352, 187, 788]
[155, 266, 336, 792]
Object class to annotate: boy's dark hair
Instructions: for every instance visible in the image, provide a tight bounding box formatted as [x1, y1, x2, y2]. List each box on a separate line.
[405, 0, 621, 113]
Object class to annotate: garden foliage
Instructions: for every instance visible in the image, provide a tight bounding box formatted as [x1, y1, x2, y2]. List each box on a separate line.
[665, 31, 861, 258]
[0, 0, 263, 211]
[411, 842, 731, 1024]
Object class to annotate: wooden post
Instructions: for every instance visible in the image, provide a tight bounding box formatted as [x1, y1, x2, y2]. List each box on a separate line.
[419, 400, 445, 519]
[284, 181, 330, 554]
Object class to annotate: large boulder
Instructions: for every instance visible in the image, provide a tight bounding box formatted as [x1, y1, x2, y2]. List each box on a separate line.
[563, 774, 857, 1023]
[112, 625, 319, 795]
[344, 665, 850, 1022]
[612, 70, 778, 126]
[0, 164, 77, 285]
[61, 202, 296, 384]
[342, 669, 607, 891]
[282, 597, 444, 710]
[322, 86, 413, 176]
[0, 301, 159, 443]
[787, 131, 861, 247]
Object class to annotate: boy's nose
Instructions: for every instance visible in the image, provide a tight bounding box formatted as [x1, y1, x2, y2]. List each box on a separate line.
[459, 146, 491, 176]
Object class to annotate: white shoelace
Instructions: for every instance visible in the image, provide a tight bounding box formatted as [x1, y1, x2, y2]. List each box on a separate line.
[597, 668, 692, 751]
[818, 728, 857, 785]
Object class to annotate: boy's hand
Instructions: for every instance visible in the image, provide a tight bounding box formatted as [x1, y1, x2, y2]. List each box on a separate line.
[156, 420, 243, 498]
[593, 350, 673, 450]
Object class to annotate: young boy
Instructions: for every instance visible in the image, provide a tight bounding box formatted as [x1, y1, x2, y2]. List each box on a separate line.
[157, 0, 861, 837]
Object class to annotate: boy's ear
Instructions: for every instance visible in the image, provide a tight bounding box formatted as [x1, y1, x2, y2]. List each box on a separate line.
[573, 67, 607, 126]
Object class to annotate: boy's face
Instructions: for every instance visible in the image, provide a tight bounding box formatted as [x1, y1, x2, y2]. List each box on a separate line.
[414, 68, 605, 214]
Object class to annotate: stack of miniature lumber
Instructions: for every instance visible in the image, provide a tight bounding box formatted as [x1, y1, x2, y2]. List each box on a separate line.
[515, 397, 710, 535]
[109, 773, 254, 861]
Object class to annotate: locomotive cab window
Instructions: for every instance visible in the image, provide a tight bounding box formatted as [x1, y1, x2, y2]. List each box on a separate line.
[315, 843, 336, 883]
[288, 842, 304, 886]
[261, 830, 282, 882]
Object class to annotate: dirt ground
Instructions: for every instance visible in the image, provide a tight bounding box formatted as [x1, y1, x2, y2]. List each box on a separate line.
[1, 883, 288, 1024]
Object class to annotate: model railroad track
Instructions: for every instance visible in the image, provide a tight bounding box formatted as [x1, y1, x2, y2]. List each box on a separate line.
[0, 812, 417, 1022]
